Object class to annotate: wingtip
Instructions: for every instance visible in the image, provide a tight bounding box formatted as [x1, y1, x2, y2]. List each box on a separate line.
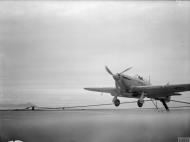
[84, 88, 95, 91]
[84, 88, 89, 90]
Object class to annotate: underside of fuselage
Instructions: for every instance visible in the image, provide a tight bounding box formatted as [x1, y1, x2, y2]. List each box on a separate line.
[117, 91, 181, 99]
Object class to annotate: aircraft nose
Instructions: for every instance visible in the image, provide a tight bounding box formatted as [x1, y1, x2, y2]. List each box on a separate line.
[113, 74, 120, 80]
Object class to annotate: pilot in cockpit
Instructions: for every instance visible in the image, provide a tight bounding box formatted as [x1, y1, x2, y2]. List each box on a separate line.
[137, 75, 143, 80]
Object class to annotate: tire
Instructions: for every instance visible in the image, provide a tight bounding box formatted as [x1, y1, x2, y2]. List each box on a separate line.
[114, 99, 120, 107]
[137, 100, 143, 107]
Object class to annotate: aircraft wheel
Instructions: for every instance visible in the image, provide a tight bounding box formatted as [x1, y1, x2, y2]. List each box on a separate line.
[114, 99, 120, 107]
[137, 100, 143, 107]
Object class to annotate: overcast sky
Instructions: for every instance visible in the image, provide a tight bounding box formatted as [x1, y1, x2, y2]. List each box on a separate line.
[0, 1, 190, 108]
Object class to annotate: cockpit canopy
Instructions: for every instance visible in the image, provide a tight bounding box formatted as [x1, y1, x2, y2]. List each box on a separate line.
[135, 74, 144, 81]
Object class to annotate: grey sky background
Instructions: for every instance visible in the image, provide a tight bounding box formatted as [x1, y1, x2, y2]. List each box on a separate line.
[0, 1, 190, 108]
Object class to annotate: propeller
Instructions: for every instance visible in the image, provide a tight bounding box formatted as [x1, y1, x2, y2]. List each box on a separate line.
[105, 66, 132, 82]
[105, 66, 132, 77]
[105, 66, 113, 75]
[119, 67, 132, 74]
[105, 66, 132, 93]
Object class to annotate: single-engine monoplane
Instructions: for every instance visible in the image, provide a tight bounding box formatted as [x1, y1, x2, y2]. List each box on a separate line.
[85, 66, 190, 111]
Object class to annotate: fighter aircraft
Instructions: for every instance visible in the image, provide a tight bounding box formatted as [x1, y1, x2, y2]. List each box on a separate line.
[84, 66, 190, 111]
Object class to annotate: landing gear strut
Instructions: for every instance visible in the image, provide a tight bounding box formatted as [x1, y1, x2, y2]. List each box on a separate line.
[137, 92, 145, 107]
[160, 99, 169, 111]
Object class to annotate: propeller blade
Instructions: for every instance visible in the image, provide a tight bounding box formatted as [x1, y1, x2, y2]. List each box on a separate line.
[105, 66, 113, 75]
[119, 66, 132, 74]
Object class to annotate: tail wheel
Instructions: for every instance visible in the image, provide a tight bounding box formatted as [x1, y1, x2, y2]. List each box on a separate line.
[137, 100, 143, 107]
[114, 99, 120, 107]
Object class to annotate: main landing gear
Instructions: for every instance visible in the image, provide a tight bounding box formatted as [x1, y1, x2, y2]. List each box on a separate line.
[137, 92, 145, 107]
[137, 100, 144, 107]
[113, 97, 120, 107]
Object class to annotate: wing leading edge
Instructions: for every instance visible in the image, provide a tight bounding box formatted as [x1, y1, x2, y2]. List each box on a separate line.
[131, 84, 190, 95]
[84, 87, 116, 94]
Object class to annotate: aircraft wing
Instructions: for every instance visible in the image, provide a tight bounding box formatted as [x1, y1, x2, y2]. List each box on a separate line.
[131, 84, 190, 95]
[84, 87, 116, 94]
